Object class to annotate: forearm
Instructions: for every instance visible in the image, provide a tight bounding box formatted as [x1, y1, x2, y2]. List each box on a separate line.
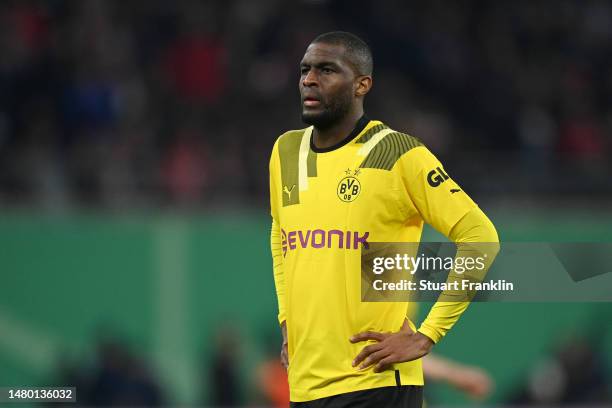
[422, 353, 462, 381]
[271, 218, 287, 325]
[418, 207, 500, 343]
[423, 353, 494, 398]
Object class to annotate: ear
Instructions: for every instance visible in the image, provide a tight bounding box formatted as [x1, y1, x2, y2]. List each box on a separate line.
[355, 75, 372, 97]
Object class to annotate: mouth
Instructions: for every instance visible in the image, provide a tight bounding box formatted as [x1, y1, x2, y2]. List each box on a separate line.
[303, 96, 322, 108]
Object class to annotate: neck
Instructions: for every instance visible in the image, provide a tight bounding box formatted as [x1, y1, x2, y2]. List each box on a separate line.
[312, 108, 364, 150]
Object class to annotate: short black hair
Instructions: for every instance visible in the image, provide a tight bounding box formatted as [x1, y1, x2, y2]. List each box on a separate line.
[311, 31, 373, 76]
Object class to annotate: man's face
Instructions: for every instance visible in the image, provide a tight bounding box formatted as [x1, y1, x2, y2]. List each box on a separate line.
[299, 42, 357, 128]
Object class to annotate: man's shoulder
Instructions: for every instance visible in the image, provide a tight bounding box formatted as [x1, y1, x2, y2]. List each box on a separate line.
[272, 127, 311, 155]
[276, 127, 309, 143]
[379, 124, 423, 146]
[357, 121, 422, 145]
[359, 122, 426, 170]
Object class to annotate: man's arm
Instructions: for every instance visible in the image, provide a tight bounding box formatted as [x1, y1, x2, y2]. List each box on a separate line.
[423, 353, 494, 399]
[280, 320, 288, 369]
[417, 206, 499, 343]
[272, 217, 289, 369]
[351, 208, 499, 371]
[270, 217, 286, 325]
[269, 140, 286, 325]
[269, 140, 288, 368]
[351, 145, 499, 371]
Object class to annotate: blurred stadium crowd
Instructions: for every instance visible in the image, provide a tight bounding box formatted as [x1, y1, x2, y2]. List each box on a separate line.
[48, 326, 609, 407]
[1, 0, 611, 210]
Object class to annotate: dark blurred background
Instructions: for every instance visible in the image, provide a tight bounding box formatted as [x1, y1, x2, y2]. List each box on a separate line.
[1, 0, 611, 208]
[0, 0, 611, 407]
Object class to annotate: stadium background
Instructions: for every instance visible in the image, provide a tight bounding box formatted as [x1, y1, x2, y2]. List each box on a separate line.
[0, 0, 611, 406]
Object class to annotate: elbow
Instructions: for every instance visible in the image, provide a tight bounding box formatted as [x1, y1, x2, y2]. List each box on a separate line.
[485, 220, 501, 260]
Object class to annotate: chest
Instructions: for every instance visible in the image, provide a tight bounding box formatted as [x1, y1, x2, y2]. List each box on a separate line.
[279, 151, 409, 230]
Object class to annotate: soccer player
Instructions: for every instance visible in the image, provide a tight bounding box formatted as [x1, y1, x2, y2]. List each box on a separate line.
[269, 31, 499, 407]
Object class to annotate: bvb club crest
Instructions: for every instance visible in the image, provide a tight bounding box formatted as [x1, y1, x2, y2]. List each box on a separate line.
[337, 169, 361, 202]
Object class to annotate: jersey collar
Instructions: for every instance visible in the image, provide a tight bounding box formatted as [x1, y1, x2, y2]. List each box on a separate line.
[310, 114, 370, 153]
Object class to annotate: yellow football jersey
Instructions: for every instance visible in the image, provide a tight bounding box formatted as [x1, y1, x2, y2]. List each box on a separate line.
[269, 118, 478, 402]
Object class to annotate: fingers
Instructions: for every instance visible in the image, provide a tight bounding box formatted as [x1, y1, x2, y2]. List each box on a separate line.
[350, 331, 386, 343]
[352, 342, 383, 367]
[280, 344, 289, 370]
[374, 355, 396, 373]
[357, 349, 391, 370]
[280, 351, 287, 369]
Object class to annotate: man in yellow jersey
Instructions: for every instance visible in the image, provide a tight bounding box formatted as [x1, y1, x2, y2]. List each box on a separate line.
[269, 31, 499, 407]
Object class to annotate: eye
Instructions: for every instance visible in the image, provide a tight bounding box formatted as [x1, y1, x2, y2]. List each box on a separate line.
[322, 67, 333, 74]
[300, 66, 309, 75]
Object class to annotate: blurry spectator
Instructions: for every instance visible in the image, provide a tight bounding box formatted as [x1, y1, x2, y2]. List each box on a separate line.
[255, 330, 290, 408]
[161, 122, 213, 205]
[509, 335, 610, 404]
[207, 324, 243, 407]
[48, 331, 165, 407]
[559, 110, 606, 159]
[16, 102, 68, 208]
[88, 337, 164, 406]
[161, 2, 228, 105]
[61, 68, 119, 134]
[256, 357, 290, 408]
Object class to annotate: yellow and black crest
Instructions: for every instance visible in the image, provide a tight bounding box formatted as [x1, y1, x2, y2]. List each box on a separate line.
[337, 169, 361, 202]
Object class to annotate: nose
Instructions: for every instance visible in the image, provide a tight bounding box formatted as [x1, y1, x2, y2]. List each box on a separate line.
[302, 70, 318, 87]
